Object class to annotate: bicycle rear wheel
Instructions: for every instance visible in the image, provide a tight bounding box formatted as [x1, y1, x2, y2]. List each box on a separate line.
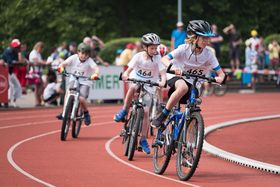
[153, 123, 174, 174]
[61, 95, 74, 141]
[127, 108, 143, 161]
[72, 104, 83, 138]
[176, 112, 204, 181]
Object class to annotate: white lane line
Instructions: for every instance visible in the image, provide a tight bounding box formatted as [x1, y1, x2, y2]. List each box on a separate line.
[0, 120, 58, 130]
[7, 121, 114, 187]
[105, 135, 200, 187]
[0, 112, 116, 122]
[203, 114, 280, 175]
[0, 114, 117, 130]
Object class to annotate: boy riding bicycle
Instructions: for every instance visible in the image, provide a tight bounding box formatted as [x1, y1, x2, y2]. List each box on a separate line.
[152, 20, 226, 128]
[114, 33, 167, 154]
[57, 43, 100, 126]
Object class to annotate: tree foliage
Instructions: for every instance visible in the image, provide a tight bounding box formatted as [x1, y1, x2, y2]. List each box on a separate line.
[1, 0, 279, 54]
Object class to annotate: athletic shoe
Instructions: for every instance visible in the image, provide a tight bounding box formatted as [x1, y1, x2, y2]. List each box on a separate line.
[139, 138, 150, 154]
[84, 112, 91, 126]
[151, 112, 168, 128]
[114, 109, 127, 122]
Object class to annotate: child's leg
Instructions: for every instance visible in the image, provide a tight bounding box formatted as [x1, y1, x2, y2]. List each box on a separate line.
[114, 84, 138, 122]
[141, 107, 150, 138]
[122, 84, 138, 110]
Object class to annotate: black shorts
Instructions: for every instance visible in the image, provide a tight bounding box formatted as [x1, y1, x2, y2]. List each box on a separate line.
[229, 47, 240, 60]
[44, 93, 60, 105]
[167, 77, 197, 104]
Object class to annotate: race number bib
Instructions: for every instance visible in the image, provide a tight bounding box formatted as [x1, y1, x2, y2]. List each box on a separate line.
[186, 69, 204, 75]
[73, 70, 84, 76]
[136, 69, 152, 78]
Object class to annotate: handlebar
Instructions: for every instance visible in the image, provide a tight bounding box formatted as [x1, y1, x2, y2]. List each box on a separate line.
[167, 63, 220, 83]
[54, 69, 100, 80]
[119, 72, 160, 87]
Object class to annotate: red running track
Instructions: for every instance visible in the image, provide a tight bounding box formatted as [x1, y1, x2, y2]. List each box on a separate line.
[0, 93, 279, 187]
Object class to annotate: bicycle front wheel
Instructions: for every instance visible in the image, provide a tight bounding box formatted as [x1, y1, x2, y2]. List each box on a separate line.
[153, 123, 174, 174]
[123, 112, 135, 156]
[61, 95, 74, 141]
[72, 104, 83, 138]
[176, 112, 204, 181]
[127, 108, 143, 161]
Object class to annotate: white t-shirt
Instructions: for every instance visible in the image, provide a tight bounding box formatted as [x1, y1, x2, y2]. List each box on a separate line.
[63, 54, 98, 86]
[29, 49, 43, 72]
[167, 43, 221, 85]
[128, 51, 165, 82]
[43, 82, 60, 100]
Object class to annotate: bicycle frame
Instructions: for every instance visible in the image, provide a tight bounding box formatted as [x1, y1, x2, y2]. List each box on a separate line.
[62, 74, 87, 121]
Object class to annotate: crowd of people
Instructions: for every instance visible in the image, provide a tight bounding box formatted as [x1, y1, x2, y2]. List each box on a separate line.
[1, 21, 279, 108]
[0, 35, 107, 108]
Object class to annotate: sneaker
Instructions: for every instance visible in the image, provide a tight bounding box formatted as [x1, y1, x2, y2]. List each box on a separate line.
[84, 112, 91, 126]
[56, 113, 63, 120]
[114, 109, 127, 122]
[139, 138, 150, 154]
[151, 112, 168, 128]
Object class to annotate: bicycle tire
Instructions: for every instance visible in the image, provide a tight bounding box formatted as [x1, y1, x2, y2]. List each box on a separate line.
[72, 104, 83, 138]
[153, 123, 174, 174]
[61, 95, 74, 141]
[127, 108, 143, 161]
[214, 84, 227, 96]
[123, 112, 135, 156]
[176, 112, 204, 181]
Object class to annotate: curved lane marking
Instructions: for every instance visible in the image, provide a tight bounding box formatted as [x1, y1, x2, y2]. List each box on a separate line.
[203, 114, 280, 175]
[105, 135, 200, 187]
[7, 121, 114, 187]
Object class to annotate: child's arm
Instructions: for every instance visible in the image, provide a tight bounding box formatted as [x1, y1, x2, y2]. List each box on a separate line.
[122, 67, 133, 80]
[159, 70, 167, 87]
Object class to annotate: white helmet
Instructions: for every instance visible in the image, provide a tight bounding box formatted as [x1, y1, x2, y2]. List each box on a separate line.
[141, 33, 161, 46]
[157, 44, 168, 57]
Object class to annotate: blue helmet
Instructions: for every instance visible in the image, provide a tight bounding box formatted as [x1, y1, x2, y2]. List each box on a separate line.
[187, 20, 215, 37]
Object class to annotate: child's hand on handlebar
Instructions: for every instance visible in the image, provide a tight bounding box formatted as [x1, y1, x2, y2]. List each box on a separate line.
[174, 69, 182, 76]
[122, 73, 129, 81]
[158, 81, 166, 88]
[214, 76, 223, 84]
[57, 66, 65, 74]
[90, 73, 99, 80]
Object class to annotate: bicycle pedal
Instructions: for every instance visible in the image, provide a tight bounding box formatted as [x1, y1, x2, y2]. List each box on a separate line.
[119, 129, 126, 137]
[137, 146, 143, 152]
[152, 143, 158, 148]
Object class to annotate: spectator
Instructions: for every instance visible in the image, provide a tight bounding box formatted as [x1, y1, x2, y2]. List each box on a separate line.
[114, 49, 123, 66]
[12, 43, 28, 94]
[69, 42, 77, 55]
[248, 29, 260, 51]
[83, 36, 109, 66]
[244, 39, 258, 88]
[43, 71, 63, 106]
[132, 40, 143, 56]
[28, 41, 45, 107]
[171, 21, 187, 50]
[223, 24, 242, 70]
[210, 24, 223, 60]
[118, 43, 135, 66]
[2, 39, 23, 107]
[268, 39, 280, 70]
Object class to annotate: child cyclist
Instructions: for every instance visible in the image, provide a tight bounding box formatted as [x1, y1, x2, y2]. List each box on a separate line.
[57, 43, 100, 126]
[114, 33, 167, 154]
[152, 20, 226, 128]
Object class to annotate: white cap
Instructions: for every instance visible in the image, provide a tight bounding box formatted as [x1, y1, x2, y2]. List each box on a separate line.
[176, 21, 184, 27]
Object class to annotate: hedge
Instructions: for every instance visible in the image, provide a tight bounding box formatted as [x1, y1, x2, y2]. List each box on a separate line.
[99, 37, 171, 64]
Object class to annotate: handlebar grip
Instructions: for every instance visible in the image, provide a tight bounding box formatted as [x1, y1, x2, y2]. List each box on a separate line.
[209, 77, 216, 83]
[221, 74, 228, 85]
[166, 63, 175, 74]
[119, 72, 123, 80]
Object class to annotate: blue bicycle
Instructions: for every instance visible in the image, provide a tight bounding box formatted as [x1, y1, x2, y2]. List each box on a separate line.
[152, 64, 223, 181]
